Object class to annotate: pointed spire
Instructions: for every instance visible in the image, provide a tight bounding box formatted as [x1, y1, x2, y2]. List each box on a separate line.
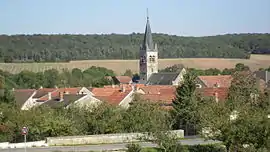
[142, 8, 154, 51]
[147, 8, 149, 21]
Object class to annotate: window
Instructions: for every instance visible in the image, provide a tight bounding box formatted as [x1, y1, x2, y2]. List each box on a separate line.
[152, 56, 155, 62]
[149, 55, 156, 62]
[196, 84, 202, 88]
[151, 68, 154, 72]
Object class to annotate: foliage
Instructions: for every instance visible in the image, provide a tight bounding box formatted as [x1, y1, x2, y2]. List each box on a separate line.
[0, 99, 172, 143]
[126, 143, 142, 152]
[159, 64, 185, 73]
[150, 131, 186, 152]
[186, 144, 226, 152]
[123, 100, 172, 133]
[1, 66, 114, 89]
[141, 144, 227, 152]
[0, 33, 270, 62]
[199, 71, 270, 151]
[172, 72, 200, 130]
[123, 69, 133, 77]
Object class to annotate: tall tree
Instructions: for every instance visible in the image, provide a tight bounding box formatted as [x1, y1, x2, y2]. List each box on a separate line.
[171, 72, 200, 134]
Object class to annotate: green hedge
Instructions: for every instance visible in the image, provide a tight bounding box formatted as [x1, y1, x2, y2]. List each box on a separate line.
[140, 144, 226, 152]
[186, 144, 226, 152]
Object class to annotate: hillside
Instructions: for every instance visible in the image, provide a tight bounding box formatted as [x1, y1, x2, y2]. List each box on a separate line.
[0, 55, 269, 75]
[0, 33, 270, 62]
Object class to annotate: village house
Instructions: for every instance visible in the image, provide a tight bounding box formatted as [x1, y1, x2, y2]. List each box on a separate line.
[106, 76, 132, 85]
[14, 84, 135, 110]
[195, 75, 233, 88]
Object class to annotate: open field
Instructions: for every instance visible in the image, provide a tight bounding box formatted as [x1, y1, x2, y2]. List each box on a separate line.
[0, 55, 269, 74]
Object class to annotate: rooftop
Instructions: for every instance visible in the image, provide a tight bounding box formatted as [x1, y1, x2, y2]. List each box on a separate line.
[146, 72, 179, 85]
[197, 75, 233, 88]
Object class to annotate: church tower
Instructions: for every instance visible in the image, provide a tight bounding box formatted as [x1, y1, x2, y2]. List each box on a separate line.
[139, 11, 158, 83]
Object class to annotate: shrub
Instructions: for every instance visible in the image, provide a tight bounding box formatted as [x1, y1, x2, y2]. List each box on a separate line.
[126, 143, 142, 152]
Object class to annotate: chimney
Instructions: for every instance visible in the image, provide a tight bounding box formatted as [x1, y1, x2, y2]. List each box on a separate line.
[214, 92, 219, 103]
[12, 88, 15, 91]
[121, 85, 126, 92]
[59, 92, 64, 102]
[48, 92, 52, 100]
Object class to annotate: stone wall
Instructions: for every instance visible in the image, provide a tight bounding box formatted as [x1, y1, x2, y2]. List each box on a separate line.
[0, 141, 47, 149]
[46, 130, 184, 146]
[0, 130, 184, 149]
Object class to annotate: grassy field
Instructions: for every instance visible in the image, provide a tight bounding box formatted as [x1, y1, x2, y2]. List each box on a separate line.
[0, 55, 269, 75]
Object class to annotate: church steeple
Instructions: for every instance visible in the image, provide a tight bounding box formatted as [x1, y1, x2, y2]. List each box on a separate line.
[142, 9, 154, 51]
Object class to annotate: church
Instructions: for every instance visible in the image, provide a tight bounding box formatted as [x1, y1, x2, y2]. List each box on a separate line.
[138, 14, 186, 86]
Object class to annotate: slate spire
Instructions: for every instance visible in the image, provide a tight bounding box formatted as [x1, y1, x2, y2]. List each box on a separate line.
[142, 9, 154, 51]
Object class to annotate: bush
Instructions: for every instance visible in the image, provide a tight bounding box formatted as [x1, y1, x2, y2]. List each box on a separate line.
[126, 143, 142, 152]
[141, 144, 226, 152]
[187, 144, 226, 152]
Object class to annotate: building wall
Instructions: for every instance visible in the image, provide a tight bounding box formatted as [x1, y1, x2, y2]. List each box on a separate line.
[172, 68, 186, 86]
[118, 90, 134, 109]
[21, 91, 37, 110]
[146, 51, 158, 80]
[72, 94, 102, 108]
[79, 87, 93, 95]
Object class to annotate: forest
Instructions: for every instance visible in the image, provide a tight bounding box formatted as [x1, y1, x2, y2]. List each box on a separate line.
[0, 33, 270, 62]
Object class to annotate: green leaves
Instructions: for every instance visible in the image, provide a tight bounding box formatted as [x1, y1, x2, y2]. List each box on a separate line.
[199, 71, 270, 151]
[172, 72, 199, 129]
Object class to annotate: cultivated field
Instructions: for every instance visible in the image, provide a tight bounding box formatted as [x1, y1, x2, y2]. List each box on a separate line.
[0, 55, 269, 75]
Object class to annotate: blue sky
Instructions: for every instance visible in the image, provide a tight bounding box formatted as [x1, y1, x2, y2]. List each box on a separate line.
[1, 0, 270, 36]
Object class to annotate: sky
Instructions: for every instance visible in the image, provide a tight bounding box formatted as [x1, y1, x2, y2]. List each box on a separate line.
[0, 0, 270, 36]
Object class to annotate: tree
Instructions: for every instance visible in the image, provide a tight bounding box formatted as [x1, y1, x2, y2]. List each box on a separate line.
[171, 72, 200, 134]
[123, 69, 133, 77]
[123, 99, 172, 133]
[199, 71, 270, 151]
[235, 63, 250, 71]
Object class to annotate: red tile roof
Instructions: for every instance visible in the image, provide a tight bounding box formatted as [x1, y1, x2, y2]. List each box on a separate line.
[58, 87, 82, 94]
[138, 85, 176, 94]
[36, 87, 83, 101]
[140, 94, 175, 104]
[197, 87, 229, 101]
[33, 88, 57, 99]
[138, 85, 176, 104]
[115, 76, 132, 84]
[198, 75, 233, 88]
[14, 89, 36, 107]
[92, 86, 133, 105]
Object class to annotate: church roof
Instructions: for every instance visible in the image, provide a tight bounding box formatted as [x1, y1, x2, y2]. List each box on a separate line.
[146, 73, 179, 85]
[142, 15, 155, 51]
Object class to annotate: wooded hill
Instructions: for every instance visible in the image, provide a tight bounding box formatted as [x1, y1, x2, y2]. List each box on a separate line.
[0, 33, 270, 62]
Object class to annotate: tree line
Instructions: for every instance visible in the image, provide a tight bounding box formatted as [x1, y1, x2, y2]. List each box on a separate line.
[1, 62, 269, 90]
[0, 66, 114, 89]
[0, 33, 270, 62]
